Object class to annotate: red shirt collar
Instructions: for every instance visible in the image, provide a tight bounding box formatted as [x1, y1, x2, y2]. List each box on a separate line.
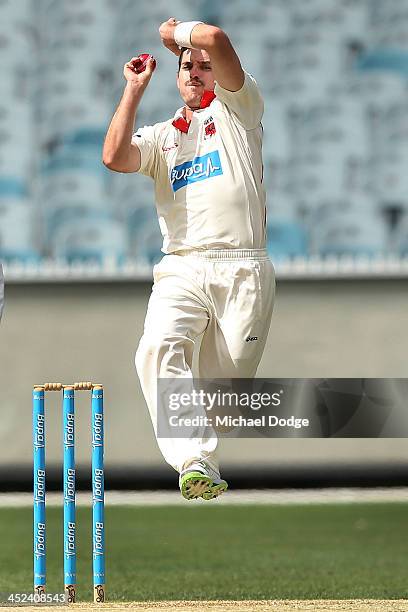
[200, 90, 216, 108]
[172, 90, 216, 133]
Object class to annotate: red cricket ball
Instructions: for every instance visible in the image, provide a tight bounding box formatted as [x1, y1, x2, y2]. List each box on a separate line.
[131, 53, 156, 74]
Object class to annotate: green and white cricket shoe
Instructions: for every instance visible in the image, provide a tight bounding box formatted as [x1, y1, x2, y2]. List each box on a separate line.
[179, 471, 212, 500]
[179, 461, 228, 501]
[201, 478, 228, 500]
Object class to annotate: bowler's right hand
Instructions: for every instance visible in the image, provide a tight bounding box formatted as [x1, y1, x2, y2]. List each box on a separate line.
[123, 56, 156, 86]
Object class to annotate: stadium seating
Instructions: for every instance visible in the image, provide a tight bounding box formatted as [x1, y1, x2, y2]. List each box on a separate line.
[0, 0, 407, 270]
[267, 220, 308, 260]
[312, 198, 388, 258]
[0, 179, 39, 262]
[51, 212, 128, 264]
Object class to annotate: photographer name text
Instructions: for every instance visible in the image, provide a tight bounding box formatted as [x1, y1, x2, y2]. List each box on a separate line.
[168, 415, 309, 429]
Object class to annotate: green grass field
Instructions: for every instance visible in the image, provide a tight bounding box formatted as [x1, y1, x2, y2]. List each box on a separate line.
[0, 503, 407, 602]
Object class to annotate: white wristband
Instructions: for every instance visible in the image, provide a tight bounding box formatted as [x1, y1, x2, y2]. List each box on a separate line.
[174, 21, 203, 49]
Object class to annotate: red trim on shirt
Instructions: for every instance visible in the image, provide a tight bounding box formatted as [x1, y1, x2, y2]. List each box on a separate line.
[200, 90, 216, 108]
[172, 117, 190, 133]
[172, 90, 216, 133]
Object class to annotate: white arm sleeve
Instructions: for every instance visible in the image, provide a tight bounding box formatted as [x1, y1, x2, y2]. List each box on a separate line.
[214, 71, 264, 130]
[131, 125, 158, 179]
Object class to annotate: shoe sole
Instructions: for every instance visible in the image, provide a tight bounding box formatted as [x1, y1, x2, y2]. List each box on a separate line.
[180, 471, 212, 500]
[202, 480, 228, 500]
[180, 472, 228, 501]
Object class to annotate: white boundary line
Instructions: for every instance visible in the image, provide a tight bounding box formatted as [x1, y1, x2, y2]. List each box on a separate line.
[1, 488, 407, 507]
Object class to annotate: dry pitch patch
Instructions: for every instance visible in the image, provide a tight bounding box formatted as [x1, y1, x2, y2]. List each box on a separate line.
[17, 601, 408, 612]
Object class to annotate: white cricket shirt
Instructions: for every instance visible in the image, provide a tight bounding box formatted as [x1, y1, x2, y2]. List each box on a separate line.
[132, 71, 266, 253]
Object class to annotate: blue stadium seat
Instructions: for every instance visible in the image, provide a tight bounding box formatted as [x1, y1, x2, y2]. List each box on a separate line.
[62, 128, 106, 148]
[293, 154, 346, 200]
[283, 33, 342, 100]
[0, 177, 28, 198]
[394, 215, 408, 257]
[314, 204, 387, 258]
[127, 205, 162, 264]
[340, 72, 406, 101]
[51, 213, 128, 264]
[355, 50, 408, 78]
[373, 155, 408, 200]
[262, 105, 291, 159]
[291, 100, 368, 157]
[267, 220, 308, 260]
[42, 169, 108, 216]
[135, 230, 163, 266]
[118, 176, 155, 210]
[42, 91, 110, 130]
[0, 197, 39, 262]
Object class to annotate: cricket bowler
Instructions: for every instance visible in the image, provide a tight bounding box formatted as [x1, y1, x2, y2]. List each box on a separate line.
[103, 18, 275, 500]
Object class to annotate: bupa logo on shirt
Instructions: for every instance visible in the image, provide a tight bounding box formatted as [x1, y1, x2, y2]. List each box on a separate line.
[170, 151, 223, 192]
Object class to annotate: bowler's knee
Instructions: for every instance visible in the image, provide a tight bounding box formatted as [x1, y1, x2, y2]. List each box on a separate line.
[135, 333, 192, 376]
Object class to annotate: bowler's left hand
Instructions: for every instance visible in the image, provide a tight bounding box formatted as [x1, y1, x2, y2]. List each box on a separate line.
[159, 18, 182, 56]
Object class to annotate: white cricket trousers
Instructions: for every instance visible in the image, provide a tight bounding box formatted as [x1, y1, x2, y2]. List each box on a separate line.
[135, 248, 275, 475]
